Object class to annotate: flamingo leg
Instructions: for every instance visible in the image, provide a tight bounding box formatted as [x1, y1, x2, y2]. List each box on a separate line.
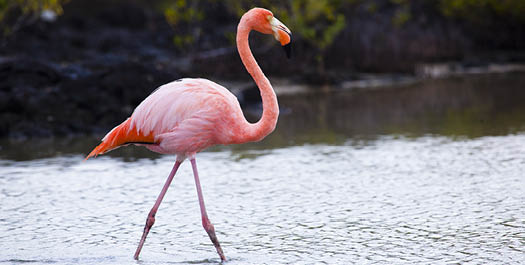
[134, 160, 182, 260]
[190, 158, 226, 261]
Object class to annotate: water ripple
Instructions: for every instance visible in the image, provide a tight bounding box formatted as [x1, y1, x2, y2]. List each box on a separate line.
[1, 135, 525, 264]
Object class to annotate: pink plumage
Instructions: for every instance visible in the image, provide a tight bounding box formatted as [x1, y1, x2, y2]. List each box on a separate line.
[85, 7, 292, 261]
[130, 78, 245, 159]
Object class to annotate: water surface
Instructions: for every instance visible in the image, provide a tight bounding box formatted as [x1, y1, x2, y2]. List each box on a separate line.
[1, 73, 525, 264]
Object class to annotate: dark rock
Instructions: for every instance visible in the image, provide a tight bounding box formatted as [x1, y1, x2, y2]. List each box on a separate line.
[0, 0, 184, 139]
[0, 57, 179, 139]
[97, 4, 147, 29]
[0, 59, 61, 91]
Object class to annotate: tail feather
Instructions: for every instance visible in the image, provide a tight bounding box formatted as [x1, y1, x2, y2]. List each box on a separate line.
[85, 118, 155, 160]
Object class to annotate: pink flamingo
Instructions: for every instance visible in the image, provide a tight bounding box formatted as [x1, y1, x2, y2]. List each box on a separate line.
[86, 8, 291, 261]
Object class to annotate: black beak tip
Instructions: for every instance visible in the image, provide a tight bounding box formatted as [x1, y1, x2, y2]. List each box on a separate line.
[282, 42, 292, 59]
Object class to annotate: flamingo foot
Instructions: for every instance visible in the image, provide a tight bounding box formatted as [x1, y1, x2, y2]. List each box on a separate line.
[134, 210, 156, 260]
[202, 217, 226, 261]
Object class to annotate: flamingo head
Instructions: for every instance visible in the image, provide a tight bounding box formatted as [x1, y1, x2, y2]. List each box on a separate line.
[247, 8, 292, 58]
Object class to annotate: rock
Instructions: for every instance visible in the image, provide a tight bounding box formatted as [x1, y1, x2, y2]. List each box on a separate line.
[0, 57, 179, 139]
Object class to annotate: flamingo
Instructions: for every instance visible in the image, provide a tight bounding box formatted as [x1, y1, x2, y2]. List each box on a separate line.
[85, 8, 292, 261]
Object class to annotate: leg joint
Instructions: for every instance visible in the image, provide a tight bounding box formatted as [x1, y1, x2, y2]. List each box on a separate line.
[146, 213, 156, 228]
[202, 217, 214, 232]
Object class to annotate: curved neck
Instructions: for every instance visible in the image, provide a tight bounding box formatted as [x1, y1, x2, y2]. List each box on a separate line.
[236, 16, 279, 142]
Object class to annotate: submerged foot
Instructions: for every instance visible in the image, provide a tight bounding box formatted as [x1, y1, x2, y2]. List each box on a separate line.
[134, 213, 156, 259]
[203, 219, 226, 261]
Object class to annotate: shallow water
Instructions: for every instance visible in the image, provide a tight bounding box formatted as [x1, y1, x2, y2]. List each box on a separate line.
[1, 73, 525, 264]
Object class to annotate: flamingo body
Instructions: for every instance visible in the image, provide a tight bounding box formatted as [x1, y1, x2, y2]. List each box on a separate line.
[87, 78, 249, 160]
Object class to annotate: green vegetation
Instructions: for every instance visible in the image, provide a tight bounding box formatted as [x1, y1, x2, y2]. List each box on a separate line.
[3, 0, 525, 69]
[440, 0, 525, 22]
[289, 0, 346, 69]
[163, 0, 205, 50]
[156, 0, 351, 67]
[226, 0, 347, 69]
[157, 0, 525, 69]
[0, 0, 67, 36]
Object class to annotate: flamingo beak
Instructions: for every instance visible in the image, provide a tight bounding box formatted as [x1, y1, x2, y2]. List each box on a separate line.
[270, 17, 292, 58]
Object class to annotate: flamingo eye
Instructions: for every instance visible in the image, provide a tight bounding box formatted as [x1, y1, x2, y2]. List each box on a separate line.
[267, 15, 272, 21]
